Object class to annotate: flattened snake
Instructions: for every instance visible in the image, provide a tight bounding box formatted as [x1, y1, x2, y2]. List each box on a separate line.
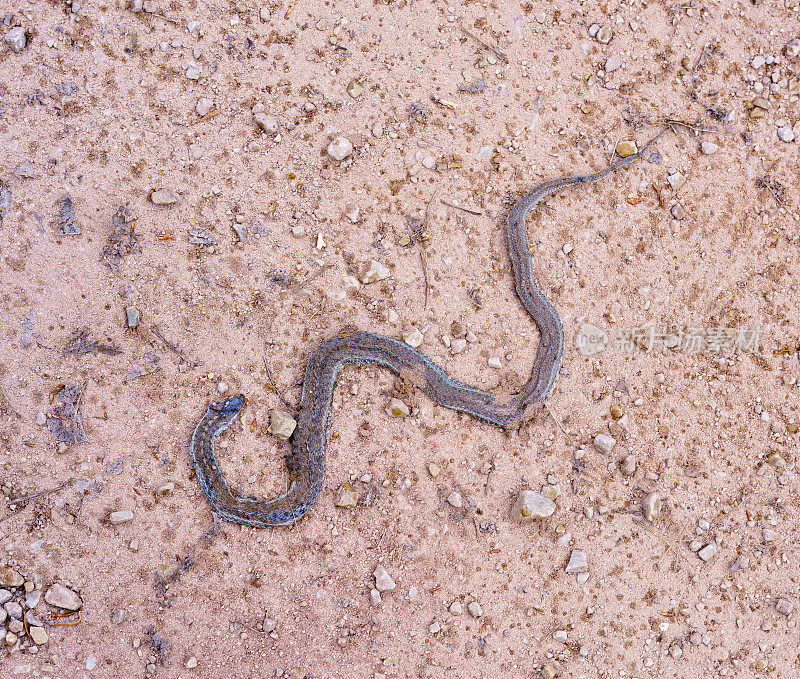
[191, 133, 663, 527]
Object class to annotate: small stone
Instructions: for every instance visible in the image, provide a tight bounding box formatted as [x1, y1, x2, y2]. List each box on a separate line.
[109, 509, 134, 524]
[291, 224, 306, 238]
[487, 356, 502, 368]
[513, 490, 556, 520]
[24, 590, 40, 608]
[565, 549, 588, 574]
[186, 656, 199, 669]
[259, 6, 270, 21]
[447, 492, 463, 508]
[697, 543, 718, 562]
[422, 156, 435, 169]
[429, 621, 441, 634]
[254, 112, 279, 135]
[149, 189, 180, 206]
[155, 562, 180, 580]
[371, 123, 383, 138]
[0, 589, 11, 604]
[36, 412, 47, 426]
[187, 20, 201, 33]
[762, 528, 776, 543]
[0, 608, 5, 624]
[14, 161, 36, 178]
[467, 601, 483, 618]
[766, 453, 785, 469]
[125, 306, 140, 329]
[0, 567, 24, 588]
[185, 66, 201, 80]
[701, 141, 719, 155]
[4, 27, 27, 53]
[619, 454, 637, 476]
[542, 664, 558, 679]
[402, 328, 424, 348]
[642, 492, 661, 521]
[267, 410, 297, 440]
[593, 434, 616, 455]
[5, 632, 18, 646]
[155, 481, 174, 497]
[28, 626, 48, 646]
[596, 25, 613, 44]
[110, 608, 128, 624]
[553, 629, 568, 642]
[327, 136, 353, 161]
[450, 338, 467, 354]
[217, 381, 228, 394]
[5, 601, 22, 619]
[751, 55, 766, 69]
[263, 617, 277, 632]
[777, 125, 795, 142]
[386, 398, 409, 418]
[776, 598, 794, 616]
[362, 259, 390, 284]
[604, 55, 623, 73]
[373, 565, 396, 592]
[427, 463, 440, 478]
[615, 140, 638, 157]
[196, 97, 213, 116]
[670, 203, 686, 220]
[667, 172, 686, 190]
[449, 600, 463, 615]
[370, 588, 381, 606]
[346, 79, 364, 98]
[669, 644, 683, 659]
[786, 38, 800, 60]
[44, 584, 82, 611]
[335, 482, 358, 508]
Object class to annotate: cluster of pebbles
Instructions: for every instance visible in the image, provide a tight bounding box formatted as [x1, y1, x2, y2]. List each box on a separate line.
[0, 566, 82, 655]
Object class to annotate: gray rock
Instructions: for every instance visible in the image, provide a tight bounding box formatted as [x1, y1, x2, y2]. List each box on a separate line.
[604, 55, 622, 72]
[4, 601, 23, 619]
[149, 189, 180, 206]
[110, 608, 128, 624]
[109, 509, 134, 524]
[254, 112, 279, 135]
[593, 434, 616, 455]
[24, 590, 40, 608]
[697, 543, 717, 562]
[327, 136, 353, 161]
[619, 454, 637, 476]
[4, 27, 27, 53]
[512, 490, 556, 521]
[0, 567, 24, 588]
[28, 626, 48, 646]
[24, 610, 44, 627]
[267, 410, 296, 440]
[467, 601, 483, 618]
[642, 492, 661, 521]
[125, 306, 140, 329]
[777, 125, 795, 143]
[373, 565, 396, 592]
[776, 598, 794, 616]
[196, 97, 213, 117]
[565, 549, 588, 574]
[14, 161, 36, 178]
[0, 589, 12, 605]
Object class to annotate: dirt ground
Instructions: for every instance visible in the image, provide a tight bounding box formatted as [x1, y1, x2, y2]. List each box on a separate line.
[1, 0, 799, 677]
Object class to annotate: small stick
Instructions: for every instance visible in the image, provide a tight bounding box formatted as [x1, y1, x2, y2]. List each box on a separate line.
[262, 343, 294, 410]
[150, 13, 179, 24]
[543, 401, 571, 439]
[0, 479, 74, 525]
[458, 22, 508, 62]
[290, 263, 331, 291]
[151, 325, 201, 367]
[440, 199, 483, 216]
[419, 191, 438, 308]
[193, 110, 221, 124]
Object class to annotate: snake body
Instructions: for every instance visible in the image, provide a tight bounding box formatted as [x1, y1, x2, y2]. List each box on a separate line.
[190, 135, 662, 527]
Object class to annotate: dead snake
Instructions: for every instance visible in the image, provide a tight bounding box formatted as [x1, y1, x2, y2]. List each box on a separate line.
[190, 133, 663, 526]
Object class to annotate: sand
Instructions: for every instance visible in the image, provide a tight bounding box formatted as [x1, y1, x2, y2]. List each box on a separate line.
[0, 1, 799, 677]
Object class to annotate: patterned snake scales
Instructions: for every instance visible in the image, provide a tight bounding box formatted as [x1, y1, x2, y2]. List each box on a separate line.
[191, 132, 664, 527]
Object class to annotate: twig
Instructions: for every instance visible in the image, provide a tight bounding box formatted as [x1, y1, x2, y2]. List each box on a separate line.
[150, 13, 179, 24]
[0, 478, 74, 525]
[419, 190, 439, 308]
[655, 118, 712, 135]
[458, 22, 508, 62]
[290, 263, 331, 292]
[151, 325, 201, 367]
[440, 199, 483, 216]
[263, 342, 294, 410]
[193, 110, 221, 124]
[543, 402, 571, 439]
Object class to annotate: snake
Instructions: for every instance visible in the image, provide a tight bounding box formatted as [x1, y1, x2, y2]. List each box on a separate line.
[190, 132, 664, 527]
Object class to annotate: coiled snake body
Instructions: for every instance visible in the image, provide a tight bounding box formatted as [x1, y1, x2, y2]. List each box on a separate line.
[190, 135, 662, 527]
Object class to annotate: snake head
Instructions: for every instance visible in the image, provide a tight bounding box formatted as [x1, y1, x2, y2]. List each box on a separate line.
[209, 394, 246, 416]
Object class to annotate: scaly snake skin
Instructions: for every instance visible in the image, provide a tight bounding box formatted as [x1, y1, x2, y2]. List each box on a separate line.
[190, 133, 664, 527]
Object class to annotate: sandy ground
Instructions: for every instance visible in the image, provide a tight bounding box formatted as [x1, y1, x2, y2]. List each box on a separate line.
[1, 0, 799, 677]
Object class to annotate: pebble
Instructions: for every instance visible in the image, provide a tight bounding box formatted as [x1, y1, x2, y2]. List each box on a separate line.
[595, 26, 613, 44]
[370, 588, 381, 606]
[4, 27, 27, 53]
[28, 626, 48, 646]
[154, 481, 174, 496]
[427, 463, 440, 478]
[5, 601, 22, 619]
[371, 123, 383, 138]
[467, 601, 483, 618]
[125, 306, 140, 329]
[667, 172, 686, 190]
[449, 600, 463, 615]
[336, 482, 358, 508]
[385, 398, 409, 418]
[149, 189, 180, 206]
[254, 112, 279, 135]
[512, 490, 556, 520]
[185, 66, 201, 80]
[593, 434, 616, 455]
[619, 454, 637, 476]
[0, 567, 24, 588]
[604, 55, 622, 73]
[196, 97, 213, 116]
[615, 140, 637, 157]
[762, 528, 776, 543]
[0, 608, 5, 624]
[553, 629, 568, 643]
[373, 565, 396, 592]
[777, 125, 795, 142]
[447, 492, 463, 508]
[362, 259, 390, 284]
[751, 55, 766, 69]
[701, 141, 719, 155]
[402, 328, 424, 348]
[450, 338, 466, 354]
[565, 549, 588, 574]
[267, 410, 297, 440]
[5, 632, 18, 646]
[429, 621, 442, 634]
[44, 583, 82, 611]
[487, 356, 502, 368]
[642, 492, 661, 521]
[217, 381, 228, 394]
[109, 509, 134, 524]
[786, 38, 800, 60]
[186, 656, 199, 669]
[24, 610, 44, 626]
[14, 161, 36, 178]
[670, 203, 686, 220]
[422, 156, 435, 170]
[110, 608, 128, 624]
[776, 598, 794, 616]
[36, 412, 47, 426]
[259, 6, 270, 21]
[542, 665, 559, 679]
[0, 589, 11, 605]
[697, 543, 718, 562]
[327, 136, 353, 161]
[346, 79, 364, 98]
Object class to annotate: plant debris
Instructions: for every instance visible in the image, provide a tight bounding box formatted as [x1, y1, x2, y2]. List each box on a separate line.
[101, 206, 140, 271]
[64, 327, 122, 356]
[46, 384, 88, 444]
[55, 195, 81, 236]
